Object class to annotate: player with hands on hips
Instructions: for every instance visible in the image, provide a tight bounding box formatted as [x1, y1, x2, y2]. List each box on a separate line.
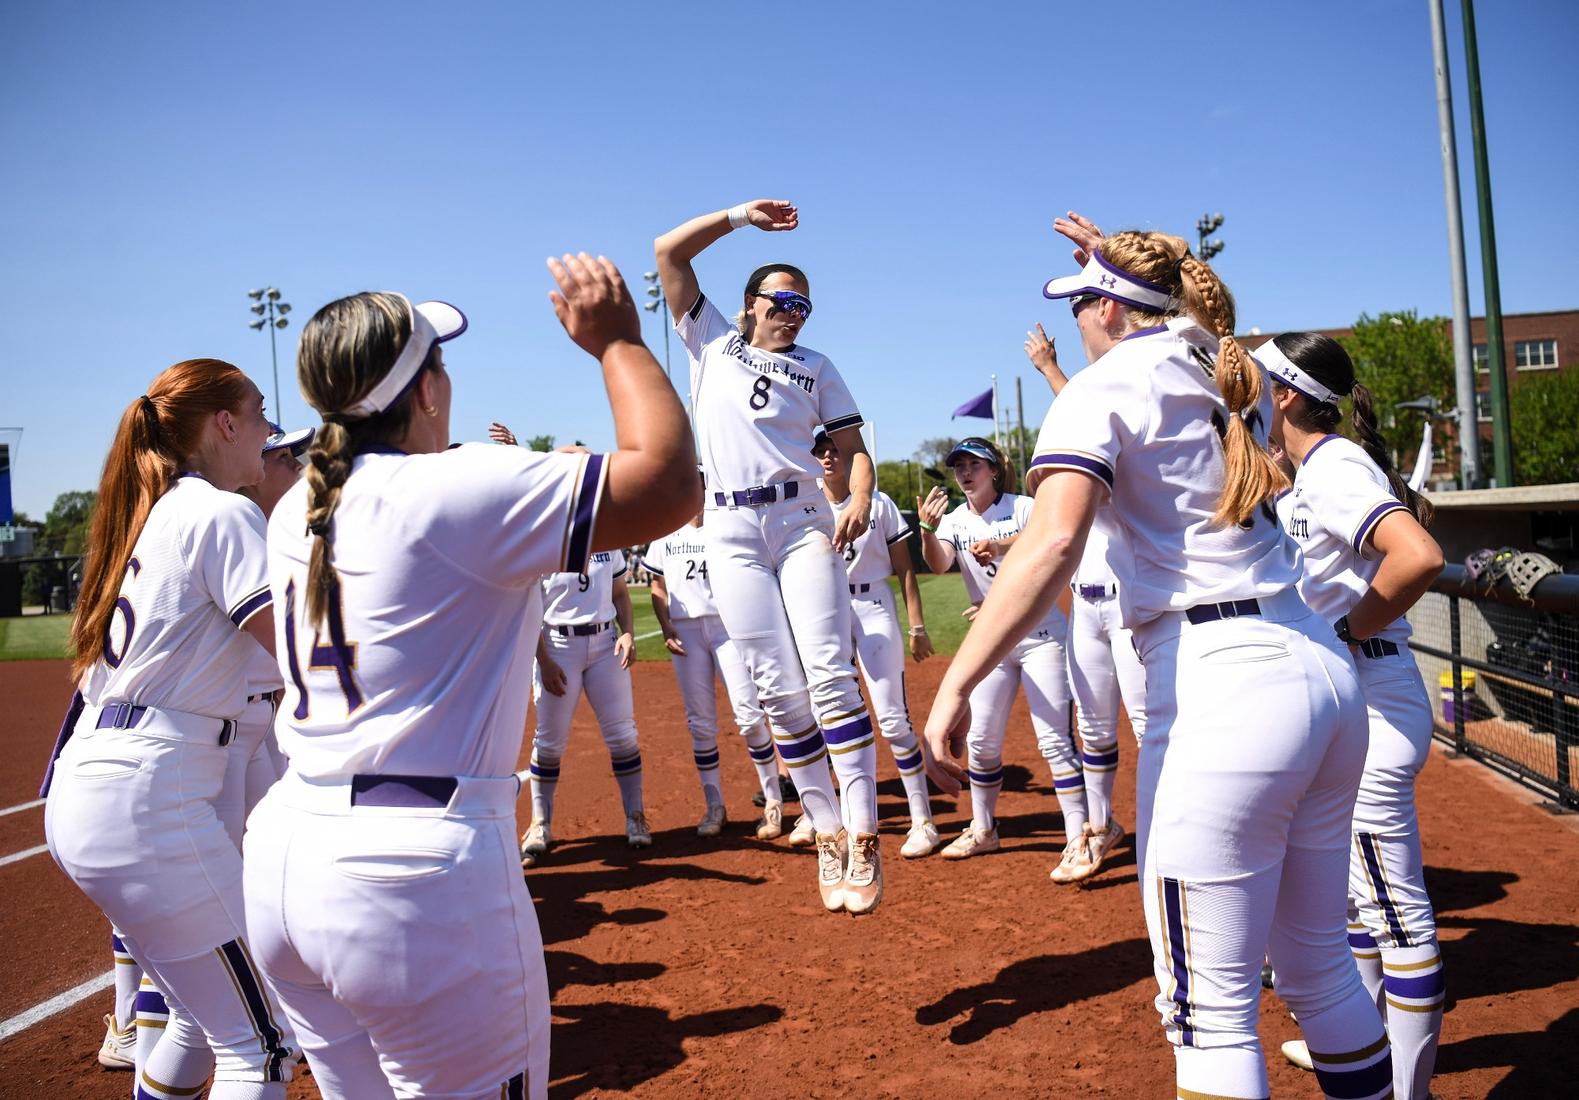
[244, 253, 698, 1099]
[523, 546, 653, 864]
[925, 217, 1390, 1100]
[44, 359, 298, 1100]
[1025, 327, 1142, 884]
[916, 437, 1083, 866]
[655, 199, 885, 914]
[1265, 332, 1445, 1099]
[645, 509, 786, 839]
[813, 431, 939, 858]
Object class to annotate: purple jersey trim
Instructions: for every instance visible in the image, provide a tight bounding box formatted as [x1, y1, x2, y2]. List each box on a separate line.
[1029, 451, 1115, 489]
[1120, 323, 1170, 342]
[1302, 433, 1341, 464]
[822, 412, 865, 433]
[564, 453, 606, 573]
[1353, 500, 1407, 555]
[229, 585, 273, 627]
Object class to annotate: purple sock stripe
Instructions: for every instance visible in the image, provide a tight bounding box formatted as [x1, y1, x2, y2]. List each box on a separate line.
[1357, 833, 1410, 947]
[135, 987, 168, 1016]
[693, 750, 721, 770]
[529, 762, 560, 780]
[775, 728, 829, 762]
[1162, 877, 1193, 1047]
[1311, 1050, 1394, 1100]
[967, 767, 1003, 786]
[1053, 774, 1086, 791]
[893, 749, 924, 772]
[1348, 930, 1378, 950]
[822, 713, 874, 746]
[1382, 969, 1444, 1000]
[611, 753, 643, 775]
[747, 744, 777, 763]
[1081, 749, 1120, 768]
[112, 934, 128, 953]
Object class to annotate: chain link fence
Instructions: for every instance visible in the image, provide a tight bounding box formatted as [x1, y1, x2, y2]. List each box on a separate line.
[1407, 564, 1579, 809]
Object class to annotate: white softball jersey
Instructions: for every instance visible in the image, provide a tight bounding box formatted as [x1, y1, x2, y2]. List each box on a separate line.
[83, 474, 273, 720]
[266, 444, 606, 780]
[830, 489, 910, 588]
[1029, 317, 1302, 627]
[677, 293, 863, 491]
[642, 527, 716, 620]
[936, 492, 1067, 638]
[541, 550, 627, 626]
[1275, 434, 1412, 646]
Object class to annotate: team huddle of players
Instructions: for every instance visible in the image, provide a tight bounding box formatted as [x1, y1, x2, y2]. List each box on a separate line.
[47, 200, 1447, 1100]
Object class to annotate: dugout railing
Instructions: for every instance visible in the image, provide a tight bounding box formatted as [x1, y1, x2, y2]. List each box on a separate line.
[1407, 563, 1579, 810]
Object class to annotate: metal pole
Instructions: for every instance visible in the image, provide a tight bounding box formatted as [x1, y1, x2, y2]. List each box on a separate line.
[990, 374, 1000, 448]
[1015, 376, 1028, 486]
[267, 301, 281, 416]
[1428, 0, 1481, 489]
[1461, 0, 1513, 486]
[1449, 595, 1467, 754]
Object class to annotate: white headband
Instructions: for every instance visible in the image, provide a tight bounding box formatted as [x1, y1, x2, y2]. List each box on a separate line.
[1257, 339, 1343, 405]
[341, 297, 467, 419]
[1042, 248, 1176, 313]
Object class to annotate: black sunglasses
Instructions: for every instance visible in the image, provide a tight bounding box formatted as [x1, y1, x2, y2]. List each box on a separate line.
[1069, 293, 1102, 318]
[753, 290, 813, 320]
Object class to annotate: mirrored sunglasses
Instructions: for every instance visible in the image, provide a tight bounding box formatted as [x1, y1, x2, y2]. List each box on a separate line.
[753, 290, 813, 320]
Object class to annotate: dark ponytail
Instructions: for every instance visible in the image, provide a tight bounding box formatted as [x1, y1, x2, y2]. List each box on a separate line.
[1273, 332, 1434, 528]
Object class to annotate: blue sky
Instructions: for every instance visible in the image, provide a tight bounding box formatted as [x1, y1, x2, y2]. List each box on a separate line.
[3, 0, 1575, 518]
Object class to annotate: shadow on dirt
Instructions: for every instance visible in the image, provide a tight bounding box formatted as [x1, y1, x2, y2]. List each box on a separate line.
[915, 936, 1152, 1044]
[548, 1000, 784, 1098]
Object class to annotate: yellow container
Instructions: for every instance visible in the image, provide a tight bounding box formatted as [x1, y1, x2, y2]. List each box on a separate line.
[1439, 669, 1476, 724]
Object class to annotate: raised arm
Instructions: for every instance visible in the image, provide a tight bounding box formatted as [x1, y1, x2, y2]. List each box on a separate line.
[922, 470, 1102, 793]
[916, 487, 955, 575]
[654, 200, 799, 323]
[1025, 323, 1070, 396]
[547, 253, 700, 550]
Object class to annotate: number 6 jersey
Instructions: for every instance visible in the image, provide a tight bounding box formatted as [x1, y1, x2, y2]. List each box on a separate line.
[266, 444, 607, 780]
[1027, 317, 1301, 628]
[676, 293, 862, 492]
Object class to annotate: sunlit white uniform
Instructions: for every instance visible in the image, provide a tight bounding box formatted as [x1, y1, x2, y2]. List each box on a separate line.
[643, 524, 775, 800]
[249, 443, 606, 1100]
[679, 291, 877, 836]
[45, 475, 295, 1097]
[1278, 432, 1442, 1100]
[830, 490, 931, 825]
[1030, 318, 1387, 1100]
[935, 492, 1081, 834]
[527, 551, 646, 820]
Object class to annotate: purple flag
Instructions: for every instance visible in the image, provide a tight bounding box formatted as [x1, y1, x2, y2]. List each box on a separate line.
[952, 387, 994, 420]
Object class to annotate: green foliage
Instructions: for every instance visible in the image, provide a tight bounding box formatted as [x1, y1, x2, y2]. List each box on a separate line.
[42, 490, 97, 555]
[525, 434, 555, 452]
[1340, 312, 1454, 472]
[875, 460, 926, 510]
[1510, 369, 1579, 485]
[0, 613, 73, 661]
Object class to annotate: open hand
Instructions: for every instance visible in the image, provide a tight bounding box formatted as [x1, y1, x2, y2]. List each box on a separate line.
[615, 632, 634, 670]
[1053, 210, 1105, 267]
[910, 631, 934, 661]
[488, 422, 517, 446]
[1025, 324, 1059, 375]
[917, 486, 949, 531]
[547, 253, 643, 360]
[744, 199, 799, 232]
[969, 539, 998, 566]
[921, 689, 970, 795]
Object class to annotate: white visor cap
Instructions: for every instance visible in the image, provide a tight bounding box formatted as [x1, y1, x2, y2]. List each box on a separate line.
[1042, 249, 1175, 313]
[341, 297, 468, 419]
[1254, 337, 1343, 406]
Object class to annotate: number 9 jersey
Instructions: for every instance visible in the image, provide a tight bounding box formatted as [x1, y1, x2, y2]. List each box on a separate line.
[541, 550, 628, 627]
[676, 293, 862, 491]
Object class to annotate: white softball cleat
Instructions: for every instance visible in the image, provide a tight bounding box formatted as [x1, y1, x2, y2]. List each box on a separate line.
[1050, 819, 1126, 884]
[626, 811, 654, 849]
[815, 829, 848, 912]
[900, 820, 941, 859]
[756, 801, 785, 840]
[1281, 1039, 1314, 1072]
[787, 813, 817, 848]
[843, 832, 883, 914]
[98, 1014, 135, 1071]
[520, 821, 552, 868]
[697, 800, 727, 838]
[1085, 819, 1125, 868]
[941, 823, 1000, 860]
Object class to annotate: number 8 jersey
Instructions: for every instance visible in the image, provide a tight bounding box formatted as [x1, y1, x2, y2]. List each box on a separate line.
[1028, 317, 1301, 628]
[676, 293, 863, 491]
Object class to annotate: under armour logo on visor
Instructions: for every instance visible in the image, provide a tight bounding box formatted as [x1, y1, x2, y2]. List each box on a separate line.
[1099, 275, 1116, 289]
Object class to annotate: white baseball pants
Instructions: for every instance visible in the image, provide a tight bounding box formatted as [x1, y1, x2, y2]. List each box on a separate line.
[244, 770, 547, 1100]
[1067, 586, 1147, 830]
[705, 492, 877, 835]
[1132, 590, 1391, 1100]
[528, 625, 643, 821]
[45, 705, 295, 1096]
[850, 586, 930, 823]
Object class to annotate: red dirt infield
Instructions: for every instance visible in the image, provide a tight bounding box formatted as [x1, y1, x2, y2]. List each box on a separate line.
[2, 656, 1576, 1097]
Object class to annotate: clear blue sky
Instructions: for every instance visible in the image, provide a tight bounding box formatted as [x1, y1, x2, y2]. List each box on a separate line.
[3, 0, 1575, 518]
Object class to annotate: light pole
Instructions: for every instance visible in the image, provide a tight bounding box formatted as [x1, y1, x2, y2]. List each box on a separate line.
[641, 272, 671, 382]
[247, 288, 292, 415]
[1195, 213, 1225, 261]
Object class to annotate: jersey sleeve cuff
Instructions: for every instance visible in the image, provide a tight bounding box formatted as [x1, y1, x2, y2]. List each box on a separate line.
[887, 529, 912, 545]
[229, 585, 273, 627]
[643, 560, 664, 576]
[821, 412, 864, 434]
[1352, 499, 1406, 556]
[562, 452, 609, 574]
[1029, 450, 1115, 489]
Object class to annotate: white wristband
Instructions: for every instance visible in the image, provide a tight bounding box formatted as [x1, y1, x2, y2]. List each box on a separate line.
[727, 204, 750, 229]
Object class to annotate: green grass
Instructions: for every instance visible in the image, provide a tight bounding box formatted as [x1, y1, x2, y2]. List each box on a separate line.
[0, 613, 73, 661]
[628, 572, 972, 662]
